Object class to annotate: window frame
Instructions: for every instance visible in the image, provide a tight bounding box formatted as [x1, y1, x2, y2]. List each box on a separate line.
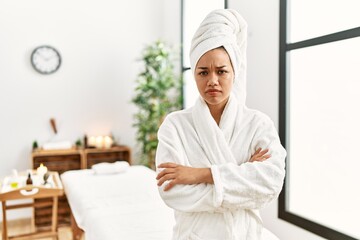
[278, 0, 360, 239]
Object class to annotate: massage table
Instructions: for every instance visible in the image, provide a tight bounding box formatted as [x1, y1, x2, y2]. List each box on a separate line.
[61, 165, 175, 240]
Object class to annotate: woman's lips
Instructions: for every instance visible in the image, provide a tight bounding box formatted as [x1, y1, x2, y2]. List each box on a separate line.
[206, 89, 221, 95]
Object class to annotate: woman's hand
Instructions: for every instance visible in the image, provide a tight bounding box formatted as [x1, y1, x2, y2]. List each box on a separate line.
[250, 148, 271, 162]
[156, 163, 213, 191]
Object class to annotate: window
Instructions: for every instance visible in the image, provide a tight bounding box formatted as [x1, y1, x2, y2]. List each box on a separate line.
[181, 0, 227, 108]
[279, 0, 360, 239]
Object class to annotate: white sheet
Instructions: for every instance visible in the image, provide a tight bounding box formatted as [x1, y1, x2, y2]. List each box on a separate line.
[61, 165, 175, 240]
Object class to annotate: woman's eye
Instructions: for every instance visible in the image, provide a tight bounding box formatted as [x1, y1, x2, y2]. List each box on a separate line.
[218, 70, 227, 74]
[199, 71, 208, 76]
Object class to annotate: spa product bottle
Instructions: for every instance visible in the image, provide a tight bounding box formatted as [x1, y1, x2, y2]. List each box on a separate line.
[10, 169, 19, 188]
[26, 172, 33, 185]
[84, 134, 88, 148]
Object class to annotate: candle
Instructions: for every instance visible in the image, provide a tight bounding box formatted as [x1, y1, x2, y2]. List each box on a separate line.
[37, 163, 48, 179]
[88, 136, 96, 147]
[89, 135, 113, 148]
[95, 136, 104, 148]
[104, 136, 113, 149]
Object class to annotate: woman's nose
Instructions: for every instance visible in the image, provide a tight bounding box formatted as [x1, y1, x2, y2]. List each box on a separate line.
[207, 73, 219, 86]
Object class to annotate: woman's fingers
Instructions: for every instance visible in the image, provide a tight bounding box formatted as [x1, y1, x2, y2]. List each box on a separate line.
[259, 149, 269, 155]
[156, 163, 181, 190]
[250, 148, 271, 162]
[164, 180, 177, 191]
[254, 148, 262, 154]
[156, 163, 182, 189]
[157, 173, 176, 187]
[156, 167, 175, 180]
[254, 149, 269, 158]
[156, 162, 178, 180]
[158, 162, 178, 169]
[156, 164, 198, 190]
[254, 154, 271, 162]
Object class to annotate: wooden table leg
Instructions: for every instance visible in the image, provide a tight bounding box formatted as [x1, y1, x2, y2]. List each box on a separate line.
[51, 197, 58, 239]
[71, 210, 84, 240]
[2, 201, 8, 240]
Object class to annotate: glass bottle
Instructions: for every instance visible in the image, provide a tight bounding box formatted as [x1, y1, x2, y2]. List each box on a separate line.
[26, 172, 33, 185]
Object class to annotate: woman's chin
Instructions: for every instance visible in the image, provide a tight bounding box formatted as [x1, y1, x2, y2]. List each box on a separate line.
[204, 96, 229, 107]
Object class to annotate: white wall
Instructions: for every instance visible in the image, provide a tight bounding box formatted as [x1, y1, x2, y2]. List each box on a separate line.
[162, 0, 182, 77]
[228, 0, 325, 239]
[0, 1, 332, 238]
[0, 0, 180, 220]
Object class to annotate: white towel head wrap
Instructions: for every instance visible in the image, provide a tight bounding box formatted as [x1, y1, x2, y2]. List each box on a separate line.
[190, 9, 248, 105]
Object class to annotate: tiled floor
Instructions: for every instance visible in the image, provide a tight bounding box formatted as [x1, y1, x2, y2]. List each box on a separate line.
[0, 218, 75, 240]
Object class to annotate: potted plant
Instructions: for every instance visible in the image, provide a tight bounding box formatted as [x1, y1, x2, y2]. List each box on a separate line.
[132, 40, 182, 169]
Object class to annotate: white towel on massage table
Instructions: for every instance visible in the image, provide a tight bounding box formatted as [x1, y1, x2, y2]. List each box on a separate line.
[91, 161, 130, 174]
[61, 166, 174, 240]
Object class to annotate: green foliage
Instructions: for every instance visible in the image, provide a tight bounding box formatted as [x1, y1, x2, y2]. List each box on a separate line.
[75, 139, 82, 147]
[132, 41, 182, 169]
[32, 140, 38, 150]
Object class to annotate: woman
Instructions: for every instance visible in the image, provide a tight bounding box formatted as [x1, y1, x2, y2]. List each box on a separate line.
[156, 9, 286, 240]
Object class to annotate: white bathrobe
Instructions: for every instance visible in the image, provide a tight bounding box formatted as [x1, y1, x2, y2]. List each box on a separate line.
[156, 8, 286, 240]
[156, 95, 286, 240]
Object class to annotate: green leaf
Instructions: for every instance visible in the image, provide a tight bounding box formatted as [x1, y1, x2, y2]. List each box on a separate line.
[132, 40, 182, 169]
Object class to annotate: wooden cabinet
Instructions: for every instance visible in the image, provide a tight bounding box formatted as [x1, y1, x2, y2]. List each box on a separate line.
[84, 147, 131, 169]
[32, 146, 131, 229]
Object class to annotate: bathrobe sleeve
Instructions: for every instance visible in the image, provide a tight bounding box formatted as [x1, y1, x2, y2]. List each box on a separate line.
[156, 115, 223, 213]
[211, 114, 286, 210]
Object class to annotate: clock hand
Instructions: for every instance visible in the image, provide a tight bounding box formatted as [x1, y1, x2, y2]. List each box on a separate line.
[45, 54, 57, 61]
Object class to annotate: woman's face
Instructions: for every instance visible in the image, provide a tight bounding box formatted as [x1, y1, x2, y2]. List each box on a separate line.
[194, 47, 234, 108]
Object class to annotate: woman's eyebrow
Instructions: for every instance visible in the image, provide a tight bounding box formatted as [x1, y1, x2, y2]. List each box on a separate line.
[197, 65, 227, 70]
[216, 65, 227, 68]
[197, 66, 208, 70]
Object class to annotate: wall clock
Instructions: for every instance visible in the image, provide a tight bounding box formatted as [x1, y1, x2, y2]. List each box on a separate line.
[31, 45, 61, 74]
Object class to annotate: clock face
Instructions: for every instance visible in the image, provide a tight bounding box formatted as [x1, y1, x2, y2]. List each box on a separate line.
[31, 45, 61, 74]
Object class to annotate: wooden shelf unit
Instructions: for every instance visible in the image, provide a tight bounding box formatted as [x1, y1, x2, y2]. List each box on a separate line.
[31, 145, 131, 229]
